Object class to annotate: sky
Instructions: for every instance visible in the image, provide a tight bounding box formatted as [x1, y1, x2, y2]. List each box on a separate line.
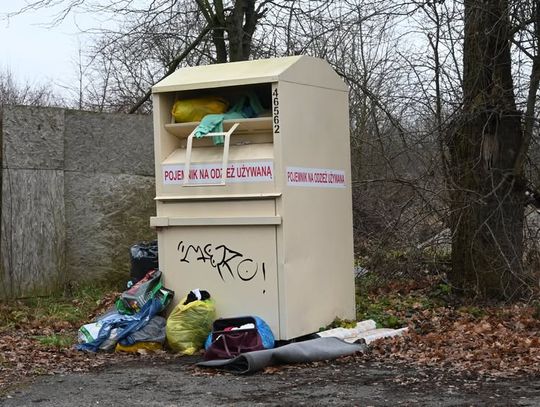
[0, 3, 103, 97]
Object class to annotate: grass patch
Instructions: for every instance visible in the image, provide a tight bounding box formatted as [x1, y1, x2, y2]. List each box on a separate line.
[32, 334, 75, 348]
[0, 284, 112, 331]
[355, 293, 405, 328]
[322, 317, 358, 330]
[457, 305, 486, 319]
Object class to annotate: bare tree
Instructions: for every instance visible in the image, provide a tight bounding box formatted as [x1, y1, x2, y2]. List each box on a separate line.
[0, 70, 61, 109]
[14, 0, 540, 300]
[10, 0, 271, 112]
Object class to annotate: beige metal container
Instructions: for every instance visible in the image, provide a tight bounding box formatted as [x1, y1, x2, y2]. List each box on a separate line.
[151, 56, 355, 340]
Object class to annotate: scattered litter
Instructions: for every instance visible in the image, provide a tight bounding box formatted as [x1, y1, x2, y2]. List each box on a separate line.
[128, 241, 158, 288]
[76, 268, 174, 353]
[166, 289, 216, 355]
[116, 269, 173, 315]
[77, 298, 164, 352]
[354, 266, 370, 278]
[359, 327, 409, 344]
[203, 316, 275, 361]
[317, 320, 408, 344]
[74, 245, 406, 371]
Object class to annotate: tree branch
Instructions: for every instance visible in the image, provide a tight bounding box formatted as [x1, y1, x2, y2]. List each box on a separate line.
[513, 0, 540, 176]
[128, 25, 210, 114]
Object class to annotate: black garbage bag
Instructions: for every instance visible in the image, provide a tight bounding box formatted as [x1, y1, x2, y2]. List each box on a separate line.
[129, 241, 158, 286]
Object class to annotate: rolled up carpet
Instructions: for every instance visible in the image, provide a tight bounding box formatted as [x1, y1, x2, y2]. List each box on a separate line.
[196, 337, 366, 375]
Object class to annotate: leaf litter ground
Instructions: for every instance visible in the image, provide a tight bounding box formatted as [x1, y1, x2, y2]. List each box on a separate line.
[1, 278, 540, 404]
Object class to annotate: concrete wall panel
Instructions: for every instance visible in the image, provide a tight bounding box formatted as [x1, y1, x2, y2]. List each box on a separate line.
[1, 107, 156, 298]
[0, 169, 66, 297]
[64, 110, 154, 176]
[65, 172, 156, 285]
[2, 106, 64, 170]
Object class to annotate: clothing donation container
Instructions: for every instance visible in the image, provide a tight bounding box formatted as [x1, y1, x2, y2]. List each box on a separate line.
[151, 56, 355, 340]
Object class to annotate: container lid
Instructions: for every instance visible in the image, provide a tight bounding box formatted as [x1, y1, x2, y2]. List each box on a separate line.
[152, 55, 347, 93]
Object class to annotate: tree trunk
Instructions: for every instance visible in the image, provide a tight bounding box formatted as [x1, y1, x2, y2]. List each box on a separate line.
[197, 0, 261, 63]
[227, 0, 259, 62]
[212, 27, 228, 63]
[448, 0, 527, 299]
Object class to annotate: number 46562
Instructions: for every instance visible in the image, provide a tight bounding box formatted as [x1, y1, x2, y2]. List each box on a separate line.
[272, 88, 280, 134]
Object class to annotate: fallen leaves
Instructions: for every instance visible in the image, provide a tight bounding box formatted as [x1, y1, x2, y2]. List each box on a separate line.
[2, 282, 540, 393]
[369, 303, 540, 377]
[0, 291, 125, 394]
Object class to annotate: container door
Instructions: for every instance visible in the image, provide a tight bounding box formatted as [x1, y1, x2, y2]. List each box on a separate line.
[159, 224, 280, 338]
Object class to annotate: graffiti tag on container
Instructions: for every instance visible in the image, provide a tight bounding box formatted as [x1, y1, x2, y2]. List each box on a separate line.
[177, 241, 266, 283]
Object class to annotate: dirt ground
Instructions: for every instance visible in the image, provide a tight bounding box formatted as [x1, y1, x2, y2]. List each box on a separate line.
[1, 355, 540, 407]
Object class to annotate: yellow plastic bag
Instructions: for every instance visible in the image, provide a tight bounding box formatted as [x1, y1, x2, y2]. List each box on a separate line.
[166, 296, 216, 355]
[171, 97, 228, 123]
[115, 342, 162, 353]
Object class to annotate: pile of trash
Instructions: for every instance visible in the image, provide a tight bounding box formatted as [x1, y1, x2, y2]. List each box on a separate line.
[76, 269, 276, 359]
[76, 241, 277, 358]
[77, 268, 172, 353]
[76, 241, 407, 373]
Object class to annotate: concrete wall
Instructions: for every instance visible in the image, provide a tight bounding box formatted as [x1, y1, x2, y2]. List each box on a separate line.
[0, 106, 156, 298]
